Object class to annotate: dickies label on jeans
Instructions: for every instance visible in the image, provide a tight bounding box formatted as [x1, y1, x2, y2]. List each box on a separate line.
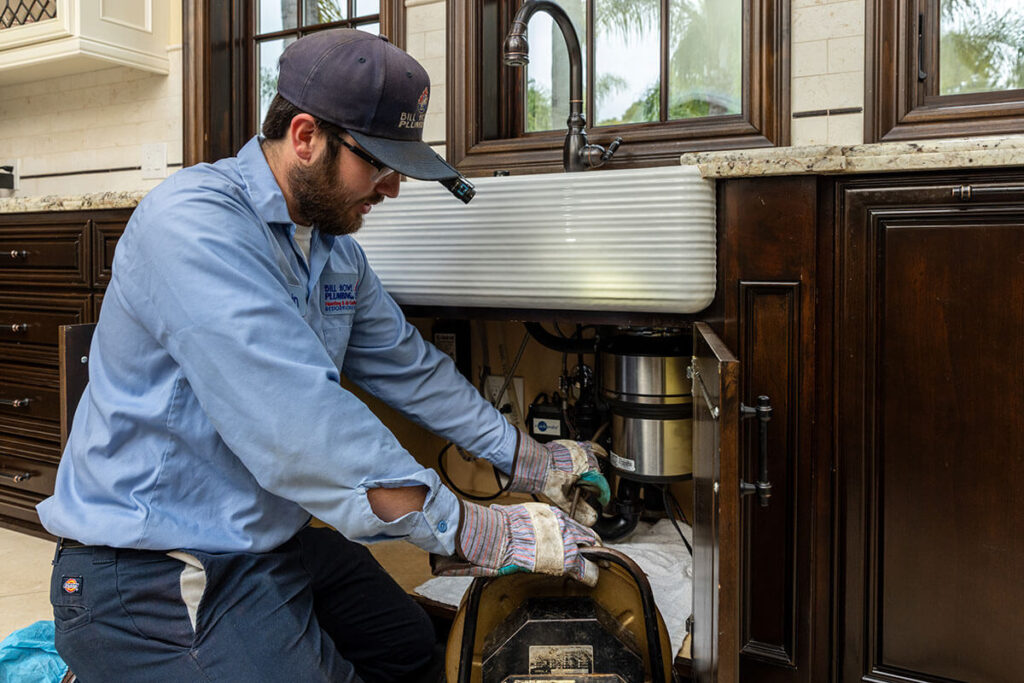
[62, 576, 83, 595]
[322, 274, 357, 315]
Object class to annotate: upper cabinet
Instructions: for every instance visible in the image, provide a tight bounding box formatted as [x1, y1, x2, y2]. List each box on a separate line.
[0, 0, 170, 85]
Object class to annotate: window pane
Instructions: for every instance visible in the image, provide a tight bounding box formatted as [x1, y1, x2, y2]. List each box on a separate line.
[257, 37, 297, 126]
[668, 0, 742, 120]
[258, 1, 298, 34]
[305, 0, 347, 25]
[524, 1, 588, 133]
[939, 0, 1024, 95]
[356, 0, 380, 18]
[357, 21, 380, 36]
[594, 0, 660, 125]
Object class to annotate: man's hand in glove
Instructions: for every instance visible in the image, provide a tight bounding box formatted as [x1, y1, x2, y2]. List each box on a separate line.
[435, 500, 601, 587]
[508, 432, 611, 526]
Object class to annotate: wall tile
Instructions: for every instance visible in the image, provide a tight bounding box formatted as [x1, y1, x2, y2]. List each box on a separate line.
[791, 116, 829, 146]
[792, 0, 864, 43]
[827, 112, 864, 145]
[792, 75, 831, 112]
[792, 40, 829, 78]
[828, 35, 864, 73]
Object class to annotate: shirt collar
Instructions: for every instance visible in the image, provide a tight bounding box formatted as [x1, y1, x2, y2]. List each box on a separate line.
[237, 135, 294, 226]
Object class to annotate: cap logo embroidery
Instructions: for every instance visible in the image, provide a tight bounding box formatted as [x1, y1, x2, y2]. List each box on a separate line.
[398, 87, 429, 129]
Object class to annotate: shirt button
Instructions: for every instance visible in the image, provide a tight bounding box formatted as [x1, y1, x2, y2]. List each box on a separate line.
[437, 520, 448, 533]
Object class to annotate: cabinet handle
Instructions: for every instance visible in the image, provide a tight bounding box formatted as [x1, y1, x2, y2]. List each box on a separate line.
[0, 398, 31, 408]
[0, 467, 33, 483]
[952, 185, 1024, 201]
[740, 395, 773, 508]
[7, 250, 28, 260]
[7, 323, 28, 333]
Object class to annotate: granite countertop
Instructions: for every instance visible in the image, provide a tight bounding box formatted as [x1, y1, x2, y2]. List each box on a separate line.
[2, 136, 1023, 212]
[0, 191, 146, 214]
[678, 135, 1024, 179]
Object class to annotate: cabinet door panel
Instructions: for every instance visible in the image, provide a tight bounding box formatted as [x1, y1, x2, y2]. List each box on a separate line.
[691, 322, 741, 683]
[839, 182, 1024, 683]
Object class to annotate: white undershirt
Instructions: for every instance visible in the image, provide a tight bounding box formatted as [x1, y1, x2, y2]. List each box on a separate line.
[293, 223, 313, 266]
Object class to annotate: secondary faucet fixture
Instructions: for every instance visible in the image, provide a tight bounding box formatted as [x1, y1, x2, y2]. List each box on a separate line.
[503, 0, 622, 172]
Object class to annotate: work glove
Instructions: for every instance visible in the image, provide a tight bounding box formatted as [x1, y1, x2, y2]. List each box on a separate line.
[434, 500, 601, 587]
[508, 432, 611, 527]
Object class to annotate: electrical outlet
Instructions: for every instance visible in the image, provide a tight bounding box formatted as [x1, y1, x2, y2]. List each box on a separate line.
[140, 143, 167, 179]
[0, 159, 18, 193]
[484, 375, 525, 420]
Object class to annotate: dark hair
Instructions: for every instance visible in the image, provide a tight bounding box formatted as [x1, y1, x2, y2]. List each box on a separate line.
[261, 93, 342, 159]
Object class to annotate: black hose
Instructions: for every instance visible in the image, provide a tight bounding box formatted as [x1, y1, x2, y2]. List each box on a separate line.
[524, 321, 596, 353]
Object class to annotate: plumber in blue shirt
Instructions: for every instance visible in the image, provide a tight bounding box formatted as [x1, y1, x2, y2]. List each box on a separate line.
[37, 28, 610, 683]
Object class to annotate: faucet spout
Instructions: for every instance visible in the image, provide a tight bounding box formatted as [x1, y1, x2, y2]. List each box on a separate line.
[503, 0, 622, 172]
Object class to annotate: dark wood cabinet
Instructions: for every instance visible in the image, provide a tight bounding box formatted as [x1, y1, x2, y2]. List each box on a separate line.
[0, 208, 130, 537]
[835, 175, 1024, 683]
[715, 176, 831, 683]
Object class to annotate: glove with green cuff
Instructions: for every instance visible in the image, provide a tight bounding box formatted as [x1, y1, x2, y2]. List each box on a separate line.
[439, 500, 600, 587]
[508, 432, 611, 527]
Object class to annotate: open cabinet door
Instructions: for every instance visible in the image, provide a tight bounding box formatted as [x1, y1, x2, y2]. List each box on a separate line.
[690, 322, 741, 683]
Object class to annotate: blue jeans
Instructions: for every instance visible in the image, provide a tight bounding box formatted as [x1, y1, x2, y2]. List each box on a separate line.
[50, 527, 443, 682]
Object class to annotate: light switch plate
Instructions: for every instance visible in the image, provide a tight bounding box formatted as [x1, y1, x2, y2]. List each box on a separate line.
[141, 143, 166, 179]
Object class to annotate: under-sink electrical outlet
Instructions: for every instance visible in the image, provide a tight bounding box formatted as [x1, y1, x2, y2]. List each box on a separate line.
[140, 143, 167, 179]
[484, 375, 525, 420]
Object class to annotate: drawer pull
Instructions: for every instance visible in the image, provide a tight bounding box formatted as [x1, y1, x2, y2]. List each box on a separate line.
[0, 398, 31, 408]
[8, 323, 28, 333]
[7, 250, 28, 260]
[0, 467, 33, 483]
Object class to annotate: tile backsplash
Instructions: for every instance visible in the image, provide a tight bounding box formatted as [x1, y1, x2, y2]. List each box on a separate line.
[0, 46, 183, 197]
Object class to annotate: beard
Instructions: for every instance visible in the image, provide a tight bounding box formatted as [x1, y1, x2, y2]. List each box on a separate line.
[287, 147, 381, 236]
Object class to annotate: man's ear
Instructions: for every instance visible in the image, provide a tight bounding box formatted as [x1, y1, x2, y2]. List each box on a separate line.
[289, 114, 319, 162]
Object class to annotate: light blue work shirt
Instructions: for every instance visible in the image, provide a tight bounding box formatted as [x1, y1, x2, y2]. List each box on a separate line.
[37, 136, 516, 556]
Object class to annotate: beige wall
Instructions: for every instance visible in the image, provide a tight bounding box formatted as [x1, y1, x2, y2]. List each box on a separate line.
[791, 0, 865, 146]
[0, 0, 183, 196]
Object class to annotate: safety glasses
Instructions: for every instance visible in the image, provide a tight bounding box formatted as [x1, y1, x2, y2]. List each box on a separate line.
[335, 134, 396, 184]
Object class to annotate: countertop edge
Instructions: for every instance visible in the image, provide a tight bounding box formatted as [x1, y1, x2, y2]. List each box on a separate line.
[0, 192, 146, 214]
[679, 135, 1024, 179]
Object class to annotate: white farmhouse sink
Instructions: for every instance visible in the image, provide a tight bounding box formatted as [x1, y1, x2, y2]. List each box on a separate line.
[356, 165, 716, 313]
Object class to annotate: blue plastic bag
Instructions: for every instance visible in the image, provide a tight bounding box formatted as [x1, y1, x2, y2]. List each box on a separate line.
[0, 621, 68, 683]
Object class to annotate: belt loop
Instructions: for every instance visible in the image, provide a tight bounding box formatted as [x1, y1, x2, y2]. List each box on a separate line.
[52, 538, 64, 565]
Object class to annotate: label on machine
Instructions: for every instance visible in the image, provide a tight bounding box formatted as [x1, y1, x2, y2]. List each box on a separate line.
[528, 645, 594, 675]
[609, 451, 635, 472]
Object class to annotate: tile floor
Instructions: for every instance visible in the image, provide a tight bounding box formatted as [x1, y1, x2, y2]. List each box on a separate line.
[0, 527, 56, 641]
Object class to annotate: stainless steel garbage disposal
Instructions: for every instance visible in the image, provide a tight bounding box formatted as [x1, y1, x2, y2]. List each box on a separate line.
[600, 329, 692, 482]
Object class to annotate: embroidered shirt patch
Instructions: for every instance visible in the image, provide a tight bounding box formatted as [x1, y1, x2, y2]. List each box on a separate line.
[322, 274, 357, 315]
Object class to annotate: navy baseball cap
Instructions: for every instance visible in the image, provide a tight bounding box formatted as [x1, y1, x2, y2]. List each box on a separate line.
[276, 28, 458, 181]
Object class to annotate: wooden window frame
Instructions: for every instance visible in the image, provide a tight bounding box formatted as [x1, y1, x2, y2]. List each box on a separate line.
[183, 0, 404, 166]
[866, 0, 1024, 142]
[446, 0, 791, 176]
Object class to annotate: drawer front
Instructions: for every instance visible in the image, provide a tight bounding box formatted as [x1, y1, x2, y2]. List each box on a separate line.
[0, 484, 46, 527]
[0, 292, 91, 365]
[0, 450, 57, 499]
[0, 222, 89, 286]
[0, 365, 60, 441]
[93, 218, 127, 287]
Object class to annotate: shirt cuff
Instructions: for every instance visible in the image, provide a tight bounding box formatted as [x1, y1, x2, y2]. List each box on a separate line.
[485, 419, 519, 474]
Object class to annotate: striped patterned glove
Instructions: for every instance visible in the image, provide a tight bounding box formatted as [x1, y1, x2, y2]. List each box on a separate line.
[443, 500, 600, 587]
[508, 432, 611, 527]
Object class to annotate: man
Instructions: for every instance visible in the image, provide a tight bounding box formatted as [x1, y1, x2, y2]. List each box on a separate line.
[37, 29, 608, 682]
